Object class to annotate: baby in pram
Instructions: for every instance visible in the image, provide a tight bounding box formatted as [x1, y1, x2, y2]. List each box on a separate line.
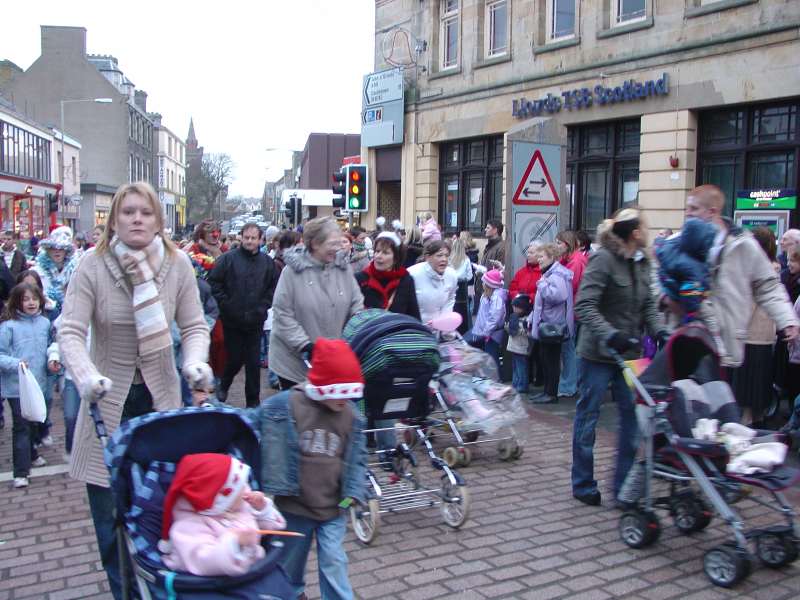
[160, 453, 286, 577]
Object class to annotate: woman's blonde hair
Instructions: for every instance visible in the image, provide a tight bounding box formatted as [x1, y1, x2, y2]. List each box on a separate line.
[95, 181, 176, 255]
[539, 243, 560, 259]
[407, 226, 423, 246]
[458, 230, 476, 249]
[450, 238, 467, 270]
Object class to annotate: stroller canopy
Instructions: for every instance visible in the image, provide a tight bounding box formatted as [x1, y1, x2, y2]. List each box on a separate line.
[640, 323, 721, 388]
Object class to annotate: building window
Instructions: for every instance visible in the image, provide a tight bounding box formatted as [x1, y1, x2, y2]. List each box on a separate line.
[129, 154, 134, 182]
[566, 119, 641, 233]
[614, 0, 647, 25]
[439, 134, 504, 235]
[169, 136, 173, 157]
[71, 156, 77, 185]
[698, 99, 800, 219]
[485, 0, 508, 57]
[0, 119, 51, 183]
[440, 0, 460, 70]
[549, 0, 576, 40]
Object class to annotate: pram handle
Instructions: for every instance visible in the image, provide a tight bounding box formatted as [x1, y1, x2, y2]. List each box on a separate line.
[89, 396, 109, 447]
[606, 345, 657, 408]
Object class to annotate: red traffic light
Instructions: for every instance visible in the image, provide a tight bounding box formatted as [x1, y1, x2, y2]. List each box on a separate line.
[351, 171, 361, 182]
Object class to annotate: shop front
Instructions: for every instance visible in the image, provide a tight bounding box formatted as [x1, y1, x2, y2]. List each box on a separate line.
[0, 177, 57, 238]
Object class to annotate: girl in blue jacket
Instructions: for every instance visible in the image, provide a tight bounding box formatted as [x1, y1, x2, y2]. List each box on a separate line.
[0, 283, 58, 488]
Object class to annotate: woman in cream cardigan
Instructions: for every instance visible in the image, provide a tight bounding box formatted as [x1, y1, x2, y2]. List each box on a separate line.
[58, 181, 211, 599]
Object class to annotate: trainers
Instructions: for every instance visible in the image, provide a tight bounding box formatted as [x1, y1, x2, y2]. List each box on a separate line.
[40, 435, 54, 447]
[32, 456, 47, 468]
[13, 477, 29, 488]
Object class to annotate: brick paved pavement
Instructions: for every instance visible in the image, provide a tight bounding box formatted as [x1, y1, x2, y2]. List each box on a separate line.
[2, 374, 799, 600]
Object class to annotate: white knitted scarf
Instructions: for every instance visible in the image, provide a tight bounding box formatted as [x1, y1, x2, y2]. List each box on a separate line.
[111, 236, 171, 357]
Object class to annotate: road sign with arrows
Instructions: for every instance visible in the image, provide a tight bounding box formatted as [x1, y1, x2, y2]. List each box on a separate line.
[512, 149, 560, 206]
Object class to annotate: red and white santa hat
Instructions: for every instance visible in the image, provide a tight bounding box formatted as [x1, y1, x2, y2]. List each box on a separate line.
[161, 453, 251, 542]
[304, 338, 365, 401]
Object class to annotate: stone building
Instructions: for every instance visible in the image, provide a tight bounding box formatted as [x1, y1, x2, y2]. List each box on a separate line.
[151, 114, 187, 233]
[2, 26, 155, 232]
[371, 0, 800, 251]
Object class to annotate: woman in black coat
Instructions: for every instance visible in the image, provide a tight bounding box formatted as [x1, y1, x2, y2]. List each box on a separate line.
[355, 231, 420, 320]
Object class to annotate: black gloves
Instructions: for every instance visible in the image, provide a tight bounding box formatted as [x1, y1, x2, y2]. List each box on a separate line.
[607, 332, 638, 354]
[301, 343, 314, 363]
[656, 330, 670, 349]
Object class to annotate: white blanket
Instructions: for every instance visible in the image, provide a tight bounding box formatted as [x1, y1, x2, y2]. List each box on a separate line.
[691, 419, 787, 475]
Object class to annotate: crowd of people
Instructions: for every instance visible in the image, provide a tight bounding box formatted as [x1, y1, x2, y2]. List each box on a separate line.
[3, 180, 800, 599]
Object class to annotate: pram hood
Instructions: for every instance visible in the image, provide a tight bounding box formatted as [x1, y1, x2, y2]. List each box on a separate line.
[640, 323, 721, 387]
[104, 405, 261, 517]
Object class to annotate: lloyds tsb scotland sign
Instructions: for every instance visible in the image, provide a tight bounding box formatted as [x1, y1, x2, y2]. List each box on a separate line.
[512, 73, 669, 119]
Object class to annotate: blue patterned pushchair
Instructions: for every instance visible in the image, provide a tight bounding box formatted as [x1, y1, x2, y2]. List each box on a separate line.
[96, 403, 294, 600]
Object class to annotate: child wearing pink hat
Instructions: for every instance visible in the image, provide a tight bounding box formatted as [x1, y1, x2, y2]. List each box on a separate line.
[466, 269, 507, 372]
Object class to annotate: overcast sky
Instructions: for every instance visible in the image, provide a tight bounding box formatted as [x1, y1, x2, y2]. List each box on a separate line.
[5, 0, 376, 197]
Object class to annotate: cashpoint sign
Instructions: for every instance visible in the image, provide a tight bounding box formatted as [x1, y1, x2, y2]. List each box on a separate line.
[735, 188, 796, 210]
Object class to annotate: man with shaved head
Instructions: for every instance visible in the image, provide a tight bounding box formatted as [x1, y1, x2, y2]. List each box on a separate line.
[684, 185, 798, 367]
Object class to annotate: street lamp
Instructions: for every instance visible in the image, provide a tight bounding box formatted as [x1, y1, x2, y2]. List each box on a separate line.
[59, 98, 113, 184]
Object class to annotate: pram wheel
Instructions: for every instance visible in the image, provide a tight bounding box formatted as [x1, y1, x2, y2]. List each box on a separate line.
[443, 446, 460, 467]
[350, 499, 380, 545]
[497, 439, 521, 461]
[670, 492, 712, 534]
[703, 543, 751, 587]
[440, 479, 470, 528]
[511, 443, 524, 460]
[619, 510, 661, 548]
[756, 529, 799, 568]
[463, 431, 480, 443]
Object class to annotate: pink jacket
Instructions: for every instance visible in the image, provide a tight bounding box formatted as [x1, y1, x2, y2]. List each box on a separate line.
[162, 494, 286, 576]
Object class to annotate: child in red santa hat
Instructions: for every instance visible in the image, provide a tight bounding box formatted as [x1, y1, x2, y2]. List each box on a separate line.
[257, 337, 367, 600]
[159, 452, 286, 577]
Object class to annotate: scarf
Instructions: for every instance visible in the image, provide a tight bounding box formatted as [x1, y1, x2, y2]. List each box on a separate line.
[111, 236, 171, 357]
[363, 261, 407, 309]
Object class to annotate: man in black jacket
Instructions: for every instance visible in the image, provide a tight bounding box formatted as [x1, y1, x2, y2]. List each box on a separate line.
[209, 223, 276, 407]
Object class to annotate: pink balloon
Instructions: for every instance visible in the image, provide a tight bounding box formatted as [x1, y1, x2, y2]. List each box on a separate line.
[430, 312, 462, 332]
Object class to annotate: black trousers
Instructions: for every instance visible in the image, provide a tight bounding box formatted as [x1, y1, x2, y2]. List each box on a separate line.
[539, 341, 562, 398]
[220, 323, 262, 407]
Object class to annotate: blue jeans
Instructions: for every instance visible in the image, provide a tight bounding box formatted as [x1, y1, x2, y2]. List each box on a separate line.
[88, 383, 153, 600]
[374, 418, 397, 452]
[511, 353, 529, 393]
[279, 512, 353, 600]
[485, 338, 501, 374]
[571, 358, 639, 498]
[62, 378, 80, 453]
[5, 397, 38, 477]
[558, 333, 578, 397]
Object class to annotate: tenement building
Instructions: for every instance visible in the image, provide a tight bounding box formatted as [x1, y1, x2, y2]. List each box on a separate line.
[370, 0, 800, 243]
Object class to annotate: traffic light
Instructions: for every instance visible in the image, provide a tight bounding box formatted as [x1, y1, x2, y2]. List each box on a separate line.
[346, 165, 368, 212]
[331, 169, 346, 209]
[285, 197, 296, 224]
[47, 193, 59, 214]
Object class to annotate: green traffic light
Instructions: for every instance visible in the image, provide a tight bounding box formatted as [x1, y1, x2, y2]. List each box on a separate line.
[350, 198, 360, 208]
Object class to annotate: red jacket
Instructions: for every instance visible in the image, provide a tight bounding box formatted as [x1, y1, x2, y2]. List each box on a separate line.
[561, 251, 588, 297]
[509, 263, 542, 300]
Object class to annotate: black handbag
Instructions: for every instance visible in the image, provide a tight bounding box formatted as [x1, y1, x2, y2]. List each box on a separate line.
[537, 322, 567, 344]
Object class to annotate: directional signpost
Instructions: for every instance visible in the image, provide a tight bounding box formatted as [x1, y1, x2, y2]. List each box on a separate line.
[361, 68, 404, 147]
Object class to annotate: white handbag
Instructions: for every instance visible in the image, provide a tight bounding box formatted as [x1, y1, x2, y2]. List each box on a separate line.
[19, 363, 46, 423]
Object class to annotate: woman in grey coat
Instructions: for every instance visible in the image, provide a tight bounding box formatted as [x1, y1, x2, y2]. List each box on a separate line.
[269, 217, 364, 389]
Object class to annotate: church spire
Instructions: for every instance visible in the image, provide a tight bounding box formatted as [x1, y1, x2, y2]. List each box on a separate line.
[187, 118, 197, 145]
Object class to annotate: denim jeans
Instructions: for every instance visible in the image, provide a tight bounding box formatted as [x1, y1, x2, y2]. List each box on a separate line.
[485, 338, 501, 374]
[571, 358, 639, 498]
[374, 418, 397, 452]
[558, 333, 578, 397]
[88, 383, 153, 600]
[510, 353, 529, 393]
[61, 378, 81, 453]
[279, 512, 353, 600]
[5, 397, 38, 477]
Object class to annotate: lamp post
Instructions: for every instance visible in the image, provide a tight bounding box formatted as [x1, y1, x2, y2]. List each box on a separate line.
[58, 97, 112, 229]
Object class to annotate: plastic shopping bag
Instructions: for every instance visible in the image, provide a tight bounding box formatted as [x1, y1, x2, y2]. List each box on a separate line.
[19, 363, 46, 423]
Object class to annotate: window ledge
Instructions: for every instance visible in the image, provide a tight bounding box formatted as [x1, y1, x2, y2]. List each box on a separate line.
[428, 66, 462, 81]
[597, 16, 654, 39]
[474, 53, 512, 70]
[686, 0, 758, 18]
[533, 36, 581, 55]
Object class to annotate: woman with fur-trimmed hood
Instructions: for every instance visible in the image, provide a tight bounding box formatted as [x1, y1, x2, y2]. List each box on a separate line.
[33, 225, 79, 318]
[268, 217, 364, 389]
[571, 209, 667, 509]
